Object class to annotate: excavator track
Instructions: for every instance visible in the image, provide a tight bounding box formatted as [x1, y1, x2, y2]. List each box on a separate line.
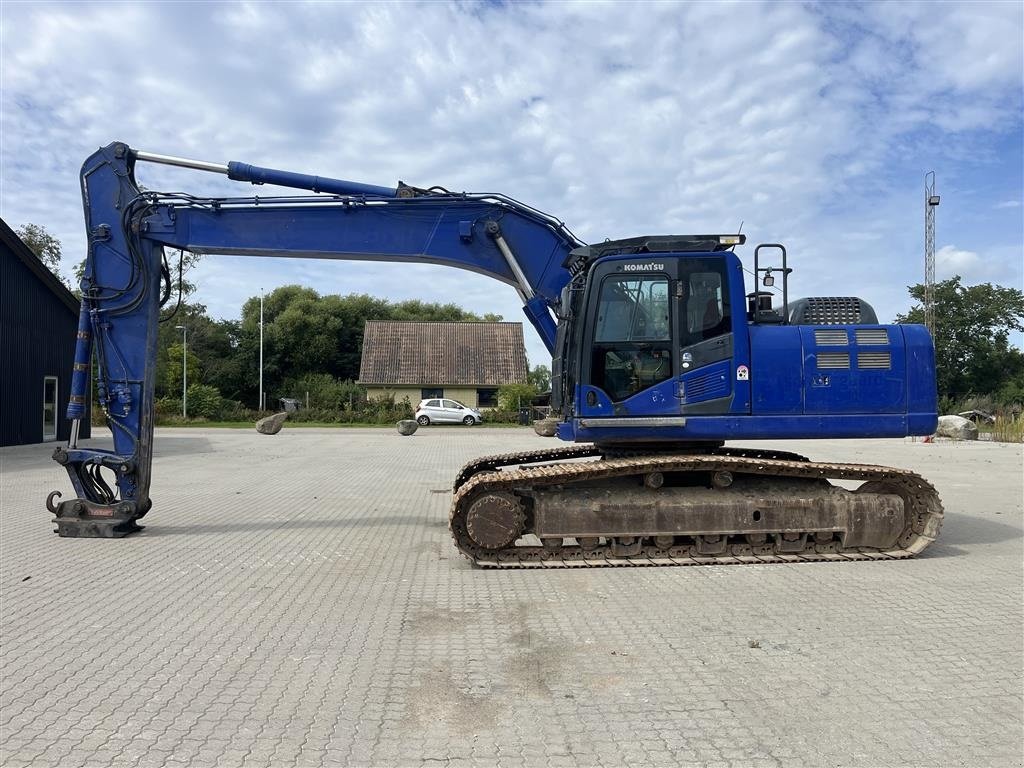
[452, 444, 810, 491]
[448, 451, 943, 568]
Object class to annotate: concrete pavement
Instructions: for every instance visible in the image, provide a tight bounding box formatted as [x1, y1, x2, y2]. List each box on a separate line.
[2, 427, 1021, 767]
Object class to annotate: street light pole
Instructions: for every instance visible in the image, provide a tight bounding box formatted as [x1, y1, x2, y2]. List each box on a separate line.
[924, 171, 940, 341]
[175, 325, 187, 418]
[259, 289, 264, 412]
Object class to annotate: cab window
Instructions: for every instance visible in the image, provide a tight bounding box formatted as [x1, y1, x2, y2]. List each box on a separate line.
[592, 275, 672, 402]
[595, 277, 670, 342]
[681, 265, 730, 347]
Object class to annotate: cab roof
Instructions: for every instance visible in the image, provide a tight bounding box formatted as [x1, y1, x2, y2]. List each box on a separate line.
[564, 234, 745, 273]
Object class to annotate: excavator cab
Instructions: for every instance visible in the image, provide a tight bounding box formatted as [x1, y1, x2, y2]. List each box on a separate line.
[554, 236, 752, 442]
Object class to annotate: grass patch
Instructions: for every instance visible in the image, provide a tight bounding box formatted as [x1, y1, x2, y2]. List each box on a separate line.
[978, 419, 1024, 443]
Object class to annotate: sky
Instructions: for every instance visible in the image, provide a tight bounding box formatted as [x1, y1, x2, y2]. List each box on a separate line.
[2, 0, 1022, 366]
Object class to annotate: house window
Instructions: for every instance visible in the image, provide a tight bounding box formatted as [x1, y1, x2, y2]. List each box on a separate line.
[477, 388, 498, 407]
[421, 387, 443, 400]
[43, 376, 58, 442]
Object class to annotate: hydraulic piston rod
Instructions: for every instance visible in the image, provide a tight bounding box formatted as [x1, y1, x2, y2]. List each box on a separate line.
[132, 150, 229, 174]
[131, 148, 399, 197]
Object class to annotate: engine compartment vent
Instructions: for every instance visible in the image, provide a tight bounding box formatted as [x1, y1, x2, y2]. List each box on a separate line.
[790, 297, 879, 325]
[816, 352, 851, 369]
[857, 352, 892, 370]
[814, 329, 849, 346]
[855, 329, 889, 345]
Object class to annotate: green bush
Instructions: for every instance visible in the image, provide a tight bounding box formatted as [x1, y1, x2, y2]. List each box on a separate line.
[186, 384, 223, 419]
[217, 400, 260, 421]
[279, 374, 368, 411]
[995, 381, 1024, 409]
[155, 396, 182, 418]
[286, 395, 413, 424]
[497, 383, 538, 411]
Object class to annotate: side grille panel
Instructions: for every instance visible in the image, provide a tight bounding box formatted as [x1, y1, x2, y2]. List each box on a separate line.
[857, 352, 892, 370]
[814, 329, 849, 346]
[817, 352, 851, 369]
[682, 363, 730, 403]
[855, 329, 889, 345]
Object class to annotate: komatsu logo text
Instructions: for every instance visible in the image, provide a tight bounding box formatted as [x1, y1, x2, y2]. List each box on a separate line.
[621, 262, 664, 272]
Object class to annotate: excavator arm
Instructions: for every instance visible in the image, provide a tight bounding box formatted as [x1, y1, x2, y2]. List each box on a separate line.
[49, 141, 582, 536]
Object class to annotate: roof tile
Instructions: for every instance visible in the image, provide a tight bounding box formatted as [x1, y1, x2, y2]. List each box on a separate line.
[358, 321, 529, 385]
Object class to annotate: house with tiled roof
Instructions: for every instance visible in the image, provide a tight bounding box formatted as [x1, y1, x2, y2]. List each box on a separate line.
[358, 321, 529, 408]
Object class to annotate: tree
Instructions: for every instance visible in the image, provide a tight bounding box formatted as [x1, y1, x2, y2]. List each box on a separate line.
[896, 276, 1024, 402]
[235, 287, 489, 402]
[150, 302, 239, 402]
[162, 248, 203, 301]
[17, 223, 67, 287]
[165, 342, 201, 397]
[528, 364, 551, 392]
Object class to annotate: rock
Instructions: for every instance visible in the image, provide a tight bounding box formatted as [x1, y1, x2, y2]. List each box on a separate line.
[397, 420, 418, 436]
[255, 412, 288, 435]
[533, 418, 559, 437]
[936, 415, 978, 441]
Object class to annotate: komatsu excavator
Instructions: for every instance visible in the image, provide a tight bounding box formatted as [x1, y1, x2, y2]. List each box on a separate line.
[47, 142, 943, 567]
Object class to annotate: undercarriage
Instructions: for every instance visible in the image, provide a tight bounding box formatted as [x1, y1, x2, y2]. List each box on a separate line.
[449, 446, 943, 567]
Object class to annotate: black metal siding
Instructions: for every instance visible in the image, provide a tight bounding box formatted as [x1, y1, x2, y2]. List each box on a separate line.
[1, 241, 91, 446]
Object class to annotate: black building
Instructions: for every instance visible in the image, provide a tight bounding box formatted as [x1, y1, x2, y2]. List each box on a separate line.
[1, 218, 91, 446]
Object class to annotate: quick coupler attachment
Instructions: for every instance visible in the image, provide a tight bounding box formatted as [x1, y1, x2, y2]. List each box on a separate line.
[49, 447, 146, 538]
[45, 491, 143, 538]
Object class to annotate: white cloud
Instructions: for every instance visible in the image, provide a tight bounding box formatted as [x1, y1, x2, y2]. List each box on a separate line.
[995, 200, 1021, 209]
[0, 1, 1021, 364]
[935, 244, 1023, 287]
[935, 245, 983, 277]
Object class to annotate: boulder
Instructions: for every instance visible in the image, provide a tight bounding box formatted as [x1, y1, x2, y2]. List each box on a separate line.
[256, 411, 288, 435]
[533, 418, 559, 437]
[936, 415, 978, 441]
[397, 419, 418, 436]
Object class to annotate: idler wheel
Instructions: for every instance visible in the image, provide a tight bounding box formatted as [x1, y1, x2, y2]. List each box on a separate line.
[465, 491, 524, 550]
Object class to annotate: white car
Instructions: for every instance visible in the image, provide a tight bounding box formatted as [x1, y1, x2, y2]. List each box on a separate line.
[415, 398, 483, 426]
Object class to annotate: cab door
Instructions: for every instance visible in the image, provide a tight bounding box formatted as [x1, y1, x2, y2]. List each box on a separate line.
[579, 266, 678, 417]
[675, 258, 737, 414]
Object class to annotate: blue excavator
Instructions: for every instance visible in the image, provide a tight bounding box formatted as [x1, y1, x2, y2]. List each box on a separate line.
[47, 142, 943, 566]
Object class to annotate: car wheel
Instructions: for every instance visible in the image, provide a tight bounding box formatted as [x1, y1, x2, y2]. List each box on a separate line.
[463, 415, 476, 426]
[417, 415, 430, 426]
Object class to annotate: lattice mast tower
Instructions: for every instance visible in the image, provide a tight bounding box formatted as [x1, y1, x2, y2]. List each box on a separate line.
[924, 171, 940, 339]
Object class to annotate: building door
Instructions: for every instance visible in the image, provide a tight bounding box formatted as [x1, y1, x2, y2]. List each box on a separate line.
[43, 376, 58, 442]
